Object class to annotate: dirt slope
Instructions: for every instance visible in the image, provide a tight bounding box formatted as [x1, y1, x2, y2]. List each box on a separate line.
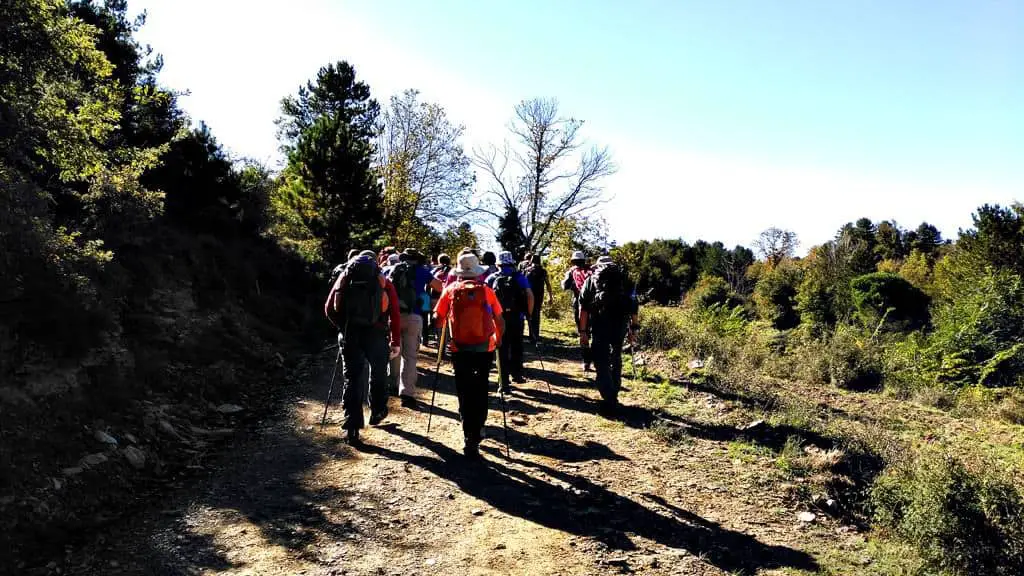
[54, 333, 855, 576]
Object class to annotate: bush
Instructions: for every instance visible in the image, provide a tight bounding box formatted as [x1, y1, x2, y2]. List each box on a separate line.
[753, 260, 802, 329]
[826, 326, 883, 391]
[636, 308, 686, 350]
[850, 272, 931, 332]
[872, 450, 1024, 575]
[685, 275, 741, 310]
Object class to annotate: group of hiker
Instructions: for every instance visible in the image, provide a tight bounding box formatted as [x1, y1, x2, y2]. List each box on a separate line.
[324, 245, 638, 458]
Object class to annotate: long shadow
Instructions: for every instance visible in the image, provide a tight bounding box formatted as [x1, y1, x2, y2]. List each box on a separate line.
[373, 426, 818, 574]
[481, 424, 628, 463]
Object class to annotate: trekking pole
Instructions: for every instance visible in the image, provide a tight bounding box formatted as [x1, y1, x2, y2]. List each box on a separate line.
[495, 350, 511, 458]
[534, 339, 553, 396]
[426, 325, 448, 434]
[320, 346, 344, 430]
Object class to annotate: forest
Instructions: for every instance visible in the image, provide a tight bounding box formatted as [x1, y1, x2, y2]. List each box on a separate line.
[3, 2, 1024, 575]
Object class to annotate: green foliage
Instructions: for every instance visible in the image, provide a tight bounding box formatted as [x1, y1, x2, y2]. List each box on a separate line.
[850, 272, 930, 332]
[899, 250, 934, 292]
[753, 260, 802, 329]
[496, 206, 527, 252]
[610, 239, 753, 305]
[826, 325, 883, 390]
[956, 204, 1024, 274]
[977, 343, 1024, 388]
[685, 275, 742, 310]
[872, 450, 1024, 575]
[797, 240, 856, 332]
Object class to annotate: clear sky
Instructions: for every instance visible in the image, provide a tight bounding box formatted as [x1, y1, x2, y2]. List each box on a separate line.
[130, 0, 1023, 250]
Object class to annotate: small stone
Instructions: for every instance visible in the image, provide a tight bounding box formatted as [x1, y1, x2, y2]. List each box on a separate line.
[62, 467, 83, 476]
[81, 453, 109, 467]
[123, 433, 138, 444]
[494, 543, 507, 550]
[471, 508, 484, 516]
[687, 359, 704, 369]
[158, 420, 177, 436]
[46, 561, 57, 570]
[446, 493, 455, 500]
[109, 560, 119, 567]
[94, 430, 118, 446]
[424, 558, 437, 566]
[740, 419, 765, 431]
[797, 511, 816, 523]
[52, 478, 62, 490]
[510, 416, 527, 426]
[122, 446, 146, 470]
[215, 403, 244, 414]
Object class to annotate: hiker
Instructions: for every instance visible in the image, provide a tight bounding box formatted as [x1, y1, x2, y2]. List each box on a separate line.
[486, 251, 534, 393]
[434, 252, 505, 459]
[428, 254, 452, 344]
[325, 250, 402, 443]
[443, 248, 489, 286]
[378, 246, 397, 268]
[562, 251, 594, 371]
[578, 256, 639, 416]
[522, 253, 554, 343]
[384, 248, 442, 407]
[481, 251, 498, 278]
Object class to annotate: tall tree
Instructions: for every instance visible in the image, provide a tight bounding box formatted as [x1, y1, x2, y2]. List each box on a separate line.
[473, 98, 616, 254]
[275, 62, 384, 262]
[378, 89, 473, 237]
[755, 227, 799, 266]
[496, 205, 527, 253]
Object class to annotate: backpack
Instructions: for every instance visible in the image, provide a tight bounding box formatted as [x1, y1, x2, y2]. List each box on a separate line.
[591, 263, 625, 317]
[525, 264, 545, 286]
[340, 258, 385, 328]
[492, 271, 525, 317]
[388, 261, 417, 314]
[571, 267, 592, 293]
[449, 280, 494, 347]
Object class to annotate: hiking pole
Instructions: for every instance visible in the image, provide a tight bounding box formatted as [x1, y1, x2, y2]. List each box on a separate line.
[534, 339, 553, 397]
[321, 346, 344, 430]
[495, 350, 511, 458]
[426, 325, 448, 434]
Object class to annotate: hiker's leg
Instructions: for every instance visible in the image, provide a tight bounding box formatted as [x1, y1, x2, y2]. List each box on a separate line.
[608, 321, 626, 403]
[509, 316, 524, 379]
[452, 352, 478, 445]
[469, 351, 492, 437]
[529, 297, 542, 341]
[399, 313, 422, 397]
[367, 328, 390, 417]
[497, 323, 512, 390]
[591, 324, 613, 402]
[341, 330, 367, 430]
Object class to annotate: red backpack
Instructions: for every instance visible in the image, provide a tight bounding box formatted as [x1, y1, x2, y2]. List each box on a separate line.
[449, 280, 494, 347]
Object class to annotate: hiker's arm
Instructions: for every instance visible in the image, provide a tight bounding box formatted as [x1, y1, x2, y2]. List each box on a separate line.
[493, 311, 505, 346]
[561, 270, 573, 292]
[526, 287, 535, 316]
[428, 277, 442, 294]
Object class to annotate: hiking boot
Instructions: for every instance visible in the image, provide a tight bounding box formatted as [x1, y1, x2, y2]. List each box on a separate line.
[400, 395, 416, 408]
[598, 400, 619, 418]
[583, 363, 592, 373]
[512, 375, 527, 384]
[346, 428, 360, 444]
[463, 443, 480, 460]
[497, 385, 512, 396]
[369, 410, 388, 426]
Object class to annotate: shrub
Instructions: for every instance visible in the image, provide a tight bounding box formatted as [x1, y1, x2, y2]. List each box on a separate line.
[685, 275, 741, 310]
[753, 260, 802, 330]
[850, 272, 931, 332]
[977, 342, 1024, 388]
[871, 450, 1024, 575]
[826, 326, 883, 391]
[636, 308, 686, 350]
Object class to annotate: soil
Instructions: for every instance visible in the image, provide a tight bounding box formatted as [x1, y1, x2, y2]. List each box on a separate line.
[42, 334, 865, 576]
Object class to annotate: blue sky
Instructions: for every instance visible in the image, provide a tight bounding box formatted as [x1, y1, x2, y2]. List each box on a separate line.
[130, 0, 1023, 250]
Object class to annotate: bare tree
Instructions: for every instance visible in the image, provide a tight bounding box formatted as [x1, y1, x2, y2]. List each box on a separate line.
[755, 227, 799, 265]
[473, 98, 616, 254]
[378, 89, 473, 238]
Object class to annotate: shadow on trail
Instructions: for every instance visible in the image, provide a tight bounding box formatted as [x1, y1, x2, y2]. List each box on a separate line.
[371, 426, 819, 574]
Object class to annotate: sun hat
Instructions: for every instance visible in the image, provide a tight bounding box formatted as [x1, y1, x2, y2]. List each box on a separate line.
[454, 252, 486, 278]
[387, 253, 400, 266]
[359, 250, 377, 259]
[596, 255, 614, 266]
[498, 251, 515, 266]
[570, 250, 586, 262]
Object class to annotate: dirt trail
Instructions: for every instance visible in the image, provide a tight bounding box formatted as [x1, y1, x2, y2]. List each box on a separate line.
[66, 334, 835, 576]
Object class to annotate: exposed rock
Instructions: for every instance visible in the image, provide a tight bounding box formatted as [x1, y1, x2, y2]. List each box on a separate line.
[739, 419, 765, 431]
[123, 433, 138, 444]
[215, 403, 244, 414]
[687, 359, 704, 369]
[510, 416, 527, 426]
[471, 508, 484, 516]
[94, 430, 118, 446]
[62, 467, 84, 477]
[797, 511, 817, 523]
[122, 446, 146, 470]
[82, 453, 109, 467]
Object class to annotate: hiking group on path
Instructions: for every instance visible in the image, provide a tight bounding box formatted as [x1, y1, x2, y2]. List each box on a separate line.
[324, 246, 639, 458]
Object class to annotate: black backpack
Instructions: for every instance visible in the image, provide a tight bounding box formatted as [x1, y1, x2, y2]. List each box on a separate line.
[591, 263, 625, 317]
[493, 271, 525, 317]
[340, 258, 384, 328]
[389, 261, 417, 314]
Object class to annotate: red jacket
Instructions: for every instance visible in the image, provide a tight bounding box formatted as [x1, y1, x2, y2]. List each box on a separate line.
[325, 272, 401, 347]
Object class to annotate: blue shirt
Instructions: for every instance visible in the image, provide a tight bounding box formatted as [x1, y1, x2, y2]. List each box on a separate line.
[485, 265, 531, 320]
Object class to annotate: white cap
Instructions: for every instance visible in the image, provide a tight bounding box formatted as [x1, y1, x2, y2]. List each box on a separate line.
[571, 251, 586, 262]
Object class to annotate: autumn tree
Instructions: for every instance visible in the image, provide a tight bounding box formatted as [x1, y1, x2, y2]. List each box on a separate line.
[755, 227, 799, 266]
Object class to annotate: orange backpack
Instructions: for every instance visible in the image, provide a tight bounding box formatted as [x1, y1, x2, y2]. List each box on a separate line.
[449, 280, 494, 347]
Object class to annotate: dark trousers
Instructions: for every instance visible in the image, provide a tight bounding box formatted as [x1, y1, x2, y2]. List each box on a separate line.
[341, 326, 389, 430]
[528, 288, 544, 340]
[452, 351, 492, 446]
[498, 315, 524, 387]
[591, 318, 626, 404]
